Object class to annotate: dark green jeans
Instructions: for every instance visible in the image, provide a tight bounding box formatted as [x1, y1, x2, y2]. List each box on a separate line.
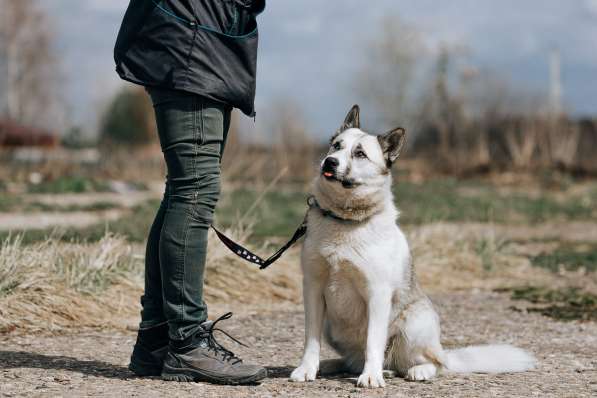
[140, 87, 231, 341]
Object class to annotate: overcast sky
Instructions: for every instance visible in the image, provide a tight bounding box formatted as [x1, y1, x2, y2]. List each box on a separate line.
[42, 0, 597, 138]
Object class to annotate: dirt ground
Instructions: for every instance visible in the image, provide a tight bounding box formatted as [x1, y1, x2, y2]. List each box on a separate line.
[1, 293, 595, 398]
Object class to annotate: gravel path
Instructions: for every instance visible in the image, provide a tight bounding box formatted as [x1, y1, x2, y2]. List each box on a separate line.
[1, 293, 595, 397]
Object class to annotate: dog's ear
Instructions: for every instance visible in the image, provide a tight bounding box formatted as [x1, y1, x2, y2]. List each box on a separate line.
[378, 127, 406, 166]
[341, 104, 360, 131]
[331, 105, 360, 143]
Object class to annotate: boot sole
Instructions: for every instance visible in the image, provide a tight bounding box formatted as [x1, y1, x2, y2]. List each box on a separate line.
[161, 362, 267, 385]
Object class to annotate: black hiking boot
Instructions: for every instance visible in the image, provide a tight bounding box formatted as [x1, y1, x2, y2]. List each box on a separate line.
[129, 322, 169, 376]
[161, 312, 267, 385]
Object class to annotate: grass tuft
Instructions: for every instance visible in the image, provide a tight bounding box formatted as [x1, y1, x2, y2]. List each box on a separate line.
[507, 286, 597, 322]
[531, 243, 597, 273]
[0, 233, 142, 298]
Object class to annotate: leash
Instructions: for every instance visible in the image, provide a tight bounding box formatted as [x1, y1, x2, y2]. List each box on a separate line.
[211, 195, 356, 269]
[211, 211, 308, 270]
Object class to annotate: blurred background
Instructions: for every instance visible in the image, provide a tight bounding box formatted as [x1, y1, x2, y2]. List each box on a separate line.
[0, 0, 596, 338]
[2, 0, 597, 180]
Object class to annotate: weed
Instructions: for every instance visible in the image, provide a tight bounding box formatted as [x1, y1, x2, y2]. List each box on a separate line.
[474, 236, 507, 271]
[506, 286, 597, 322]
[531, 243, 597, 272]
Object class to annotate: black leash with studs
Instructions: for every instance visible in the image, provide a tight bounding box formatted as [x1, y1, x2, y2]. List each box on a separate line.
[212, 196, 358, 269]
[211, 220, 307, 270]
[211, 209, 308, 270]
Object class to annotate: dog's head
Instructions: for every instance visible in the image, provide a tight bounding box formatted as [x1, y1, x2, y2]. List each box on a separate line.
[314, 105, 406, 219]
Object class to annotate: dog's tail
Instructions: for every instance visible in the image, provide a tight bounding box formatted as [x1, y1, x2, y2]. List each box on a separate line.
[443, 344, 536, 374]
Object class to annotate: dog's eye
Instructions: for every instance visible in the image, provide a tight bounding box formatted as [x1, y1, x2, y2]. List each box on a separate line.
[354, 150, 367, 159]
[332, 141, 341, 151]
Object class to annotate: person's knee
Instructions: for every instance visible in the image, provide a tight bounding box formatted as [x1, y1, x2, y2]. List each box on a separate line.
[191, 173, 221, 226]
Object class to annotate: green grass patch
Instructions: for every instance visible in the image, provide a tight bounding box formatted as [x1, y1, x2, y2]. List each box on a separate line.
[0, 195, 20, 212]
[217, 180, 597, 239]
[504, 286, 597, 322]
[27, 176, 112, 194]
[22, 201, 119, 213]
[531, 243, 597, 272]
[394, 179, 596, 224]
[215, 188, 308, 243]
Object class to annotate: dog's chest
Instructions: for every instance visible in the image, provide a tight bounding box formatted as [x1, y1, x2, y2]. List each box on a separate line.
[305, 213, 411, 292]
[323, 258, 368, 325]
[308, 217, 394, 273]
[311, 228, 377, 299]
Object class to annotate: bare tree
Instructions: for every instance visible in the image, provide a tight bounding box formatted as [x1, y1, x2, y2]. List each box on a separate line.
[0, 0, 62, 128]
[355, 16, 426, 129]
[353, 14, 588, 174]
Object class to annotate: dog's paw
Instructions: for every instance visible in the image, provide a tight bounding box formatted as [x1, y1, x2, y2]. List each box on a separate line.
[290, 364, 318, 382]
[406, 364, 437, 381]
[356, 369, 385, 388]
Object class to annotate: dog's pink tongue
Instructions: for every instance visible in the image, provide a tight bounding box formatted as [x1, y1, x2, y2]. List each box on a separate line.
[323, 172, 333, 177]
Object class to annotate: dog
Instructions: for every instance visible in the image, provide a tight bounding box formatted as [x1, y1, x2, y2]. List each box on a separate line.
[290, 105, 536, 388]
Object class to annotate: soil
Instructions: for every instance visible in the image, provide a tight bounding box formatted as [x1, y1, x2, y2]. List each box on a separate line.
[1, 293, 595, 398]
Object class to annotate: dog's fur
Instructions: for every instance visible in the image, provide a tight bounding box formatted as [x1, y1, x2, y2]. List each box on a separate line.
[290, 105, 536, 388]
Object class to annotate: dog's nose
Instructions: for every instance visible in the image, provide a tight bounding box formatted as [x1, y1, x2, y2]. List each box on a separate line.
[323, 157, 339, 170]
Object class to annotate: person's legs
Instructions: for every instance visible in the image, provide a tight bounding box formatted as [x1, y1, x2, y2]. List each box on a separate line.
[128, 191, 170, 377]
[132, 87, 266, 384]
[147, 87, 229, 341]
[139, 189, 169, 329]
[130, 87, 229, 374]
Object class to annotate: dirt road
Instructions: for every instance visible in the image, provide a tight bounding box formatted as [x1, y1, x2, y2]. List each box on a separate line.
[1, 293, 595, 398]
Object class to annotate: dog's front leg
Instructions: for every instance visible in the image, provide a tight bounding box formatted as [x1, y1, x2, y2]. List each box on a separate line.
[357, 286, 391, 388]
[290, 274, 325, 382]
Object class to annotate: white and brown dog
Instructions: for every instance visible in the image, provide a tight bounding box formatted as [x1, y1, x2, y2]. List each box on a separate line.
[290, 105, 535, 388]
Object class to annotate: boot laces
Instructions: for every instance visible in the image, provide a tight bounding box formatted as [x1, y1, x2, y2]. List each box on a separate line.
[200, 312, 246, 364]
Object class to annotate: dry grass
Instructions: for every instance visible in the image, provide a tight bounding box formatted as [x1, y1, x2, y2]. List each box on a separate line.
[409, 222, 597, 295]
[0, 225, 300, 334]
[0, 233, 142, 297]
[0, 233, 143, 333]
[2, 219, 596, 334]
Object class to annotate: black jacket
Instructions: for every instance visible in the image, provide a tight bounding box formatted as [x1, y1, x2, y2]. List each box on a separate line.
[114, 0, 265, 116]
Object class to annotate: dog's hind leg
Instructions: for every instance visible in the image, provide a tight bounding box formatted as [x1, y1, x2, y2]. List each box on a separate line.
[386, 299, 445, 381]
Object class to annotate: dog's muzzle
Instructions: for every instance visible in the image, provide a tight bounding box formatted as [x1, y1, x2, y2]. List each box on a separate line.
[321, 157, 358, 188]
[321, 157, 339, 179]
